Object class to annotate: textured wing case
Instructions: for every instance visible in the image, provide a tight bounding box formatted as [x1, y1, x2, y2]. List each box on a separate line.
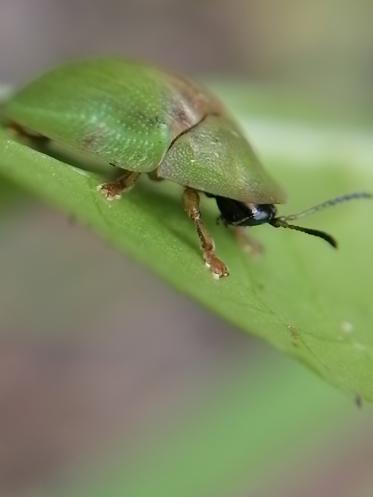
[159, 115, 286, 204]
[4, 59, 214, 172]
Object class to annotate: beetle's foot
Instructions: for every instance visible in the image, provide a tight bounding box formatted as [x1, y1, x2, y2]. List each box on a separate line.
[204, 254, 229, 279]
[97, 182, 123, 201]
[234, 227, 264, 257]
[97, 171, 140, 201]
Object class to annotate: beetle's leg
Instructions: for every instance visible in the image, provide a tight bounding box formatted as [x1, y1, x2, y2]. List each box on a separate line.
[183, 187, 229, 279]
[233, 226, 264, 256]
[98, 170, 140, 200]
[148, 169, 164, 182]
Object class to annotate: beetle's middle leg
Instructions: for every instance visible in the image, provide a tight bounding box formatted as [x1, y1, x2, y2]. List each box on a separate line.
[233, 226, 264, 256]
[98, 170, 140, 200]
[183, 187, 229, 279]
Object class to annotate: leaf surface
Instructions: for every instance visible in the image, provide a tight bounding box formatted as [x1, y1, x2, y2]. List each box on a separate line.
[0, 115, 372, 399]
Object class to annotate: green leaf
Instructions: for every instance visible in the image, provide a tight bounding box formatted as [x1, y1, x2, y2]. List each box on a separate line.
[0, 118, 372, 400]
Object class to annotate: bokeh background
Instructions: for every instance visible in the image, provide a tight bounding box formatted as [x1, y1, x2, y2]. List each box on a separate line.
[1, 1, 373, 496]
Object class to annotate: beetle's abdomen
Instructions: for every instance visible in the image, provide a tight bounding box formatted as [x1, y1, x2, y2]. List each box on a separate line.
[3, 59, 217, 173]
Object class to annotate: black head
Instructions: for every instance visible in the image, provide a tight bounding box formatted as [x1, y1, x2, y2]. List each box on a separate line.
[215, 196, 277, 227]
[212, 191, 373, 248]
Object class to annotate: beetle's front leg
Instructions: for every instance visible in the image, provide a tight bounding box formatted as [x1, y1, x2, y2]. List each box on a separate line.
[98, 170, 140, 200]
[183, 187, 229, 279]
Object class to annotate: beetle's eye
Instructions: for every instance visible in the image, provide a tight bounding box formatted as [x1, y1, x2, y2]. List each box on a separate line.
[247, 204, 276, 226]
[251, 204, 277, 224]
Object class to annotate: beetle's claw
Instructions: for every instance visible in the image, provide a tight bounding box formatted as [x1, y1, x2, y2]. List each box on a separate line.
[205, 256, 229, 279]
[97, 183, 122, 201]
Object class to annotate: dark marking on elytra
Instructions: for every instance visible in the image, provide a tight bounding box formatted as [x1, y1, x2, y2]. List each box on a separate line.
[81, 124, 109, 150]
[81, 134, 97, 148]
[133, 112, 163, 128]
[175, 108, 188, 123]
[81, 130, 103, 150]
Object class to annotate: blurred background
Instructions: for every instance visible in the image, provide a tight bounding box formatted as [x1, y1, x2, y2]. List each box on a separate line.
[2, 0, 373, 111]
[0, 1, 373, 496]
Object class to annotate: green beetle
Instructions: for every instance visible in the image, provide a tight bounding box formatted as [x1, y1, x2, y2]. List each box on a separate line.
[3, 58, 371, 278]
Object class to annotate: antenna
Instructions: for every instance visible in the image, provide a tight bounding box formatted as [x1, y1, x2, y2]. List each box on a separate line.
[270, 191, 372, 248]
[280, 192, 372, 222]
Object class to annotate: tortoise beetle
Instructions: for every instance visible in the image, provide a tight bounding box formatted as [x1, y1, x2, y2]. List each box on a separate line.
[3, 58, 371, 278]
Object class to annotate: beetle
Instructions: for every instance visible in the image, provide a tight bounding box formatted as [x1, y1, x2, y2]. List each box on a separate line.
[3, 58, 371, 278]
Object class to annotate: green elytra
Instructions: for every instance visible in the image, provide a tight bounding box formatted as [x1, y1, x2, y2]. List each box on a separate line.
[4, 58, 370, 279]
[3, 58, 286, 204]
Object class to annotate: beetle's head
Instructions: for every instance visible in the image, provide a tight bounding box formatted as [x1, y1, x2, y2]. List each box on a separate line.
[215, 196, 277, 227]
[214, 192, 373, 248]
